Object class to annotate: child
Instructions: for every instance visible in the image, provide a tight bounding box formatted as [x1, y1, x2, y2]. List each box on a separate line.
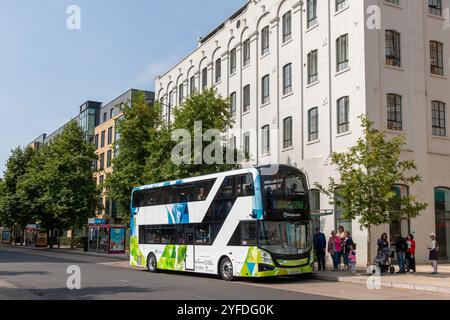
[348, 244, 357, 274]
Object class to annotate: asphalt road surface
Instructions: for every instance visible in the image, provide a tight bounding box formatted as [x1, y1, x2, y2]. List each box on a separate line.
[0, 246, 448, 300]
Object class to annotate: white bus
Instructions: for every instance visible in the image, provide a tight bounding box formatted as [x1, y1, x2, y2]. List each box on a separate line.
[130, 165, 314, 280]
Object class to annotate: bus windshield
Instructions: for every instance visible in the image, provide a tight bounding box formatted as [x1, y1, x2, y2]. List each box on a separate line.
[258, 221, 310, 255]
[261, 167, 308, 213]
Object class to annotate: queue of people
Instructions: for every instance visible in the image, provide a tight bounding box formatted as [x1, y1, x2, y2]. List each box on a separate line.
[313, 225, 357, 273]
[375, 232, 439, 275]
[314, 228, 440, 275]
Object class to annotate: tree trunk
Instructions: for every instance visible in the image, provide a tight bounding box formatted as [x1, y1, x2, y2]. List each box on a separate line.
[367, 225, 372, 267]
[58, 230, 61, 249]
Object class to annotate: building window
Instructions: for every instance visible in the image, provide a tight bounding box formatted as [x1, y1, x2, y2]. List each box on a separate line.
[103, 112, 107, 123]
[243, 132, 250, 161]
[389, 185, 410, 244]
[307, 50, 318, 84]
[432, 101, 447, 137]
[336, 34, 349, 71]
[334, 193, 352, 234]
[385, 30, 401, 67]
[107, 150, 112, 168]
[261, 75, 270, 105]
[282, 63, 292, 95]
[387, 94, 403, 131]
[243, 39, 251, 66]
[107, 127, 113, 145]
[307, 0, 318, 28]
[282, 11, 292, 43]
[230, 92, 237, 118]
[179, 84, 184, 105]
[385, 0, 399, 4]
[215, 58, 222, 83]
[283, 117, 293, 149]
[99, 153, 105, 170]
[110, 108, 114, 119]
[100, 130, 105, 148]
[190, 76, 196, 95]
[261, 26, 270, 56]
[230, 48, 237, 75]
[261, 125, 270, 155]
[202, 67, 208, 91]
[94, 134, 99, 149]
[336, 0, 348, 12]
[430, 41, 444, 76]
[243, 85, 250, 113]
[99, 175, 104, 185]
[429, 0, 442, 16]
[435, 187, 450, 260]
[308, 107, 319, 142]
[337, 96, 350, 134]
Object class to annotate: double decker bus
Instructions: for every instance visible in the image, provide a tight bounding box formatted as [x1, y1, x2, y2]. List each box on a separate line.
[130, 165, 314, 280]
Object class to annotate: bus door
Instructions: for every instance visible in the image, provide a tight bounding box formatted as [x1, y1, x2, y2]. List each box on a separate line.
[185, 233, 195, 270]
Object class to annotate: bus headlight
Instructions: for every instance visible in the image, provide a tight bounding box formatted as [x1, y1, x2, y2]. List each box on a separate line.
[258, 264, 276, 272]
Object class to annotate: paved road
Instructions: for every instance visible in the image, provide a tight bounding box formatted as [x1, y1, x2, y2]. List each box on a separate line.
[0, 246, 448, 300]
[0, 246, 332, 300]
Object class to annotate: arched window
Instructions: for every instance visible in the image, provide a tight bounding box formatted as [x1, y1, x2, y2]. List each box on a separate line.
[435, 187, 450, 260]
[389, 185, 410, 245]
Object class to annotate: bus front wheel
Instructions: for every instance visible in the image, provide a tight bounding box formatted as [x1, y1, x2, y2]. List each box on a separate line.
[147, 253, 158, 273]
[219, 257, 234, 281]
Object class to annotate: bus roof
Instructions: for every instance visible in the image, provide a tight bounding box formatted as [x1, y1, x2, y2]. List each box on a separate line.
[132, 165, 305, 193]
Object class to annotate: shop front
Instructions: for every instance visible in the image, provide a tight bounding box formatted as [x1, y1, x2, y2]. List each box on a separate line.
[87, 219, 126, 254]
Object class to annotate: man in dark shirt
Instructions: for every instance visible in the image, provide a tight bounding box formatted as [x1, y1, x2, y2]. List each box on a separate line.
[395, 234, 408, 273]
[313, 227, 327, 271]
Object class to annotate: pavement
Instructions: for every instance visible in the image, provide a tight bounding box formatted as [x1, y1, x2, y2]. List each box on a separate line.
[1, 245, 449, 300]
[310, 264, 450, 295]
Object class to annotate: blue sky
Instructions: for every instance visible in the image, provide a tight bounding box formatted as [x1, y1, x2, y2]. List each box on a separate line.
[0, 0, 247, 175]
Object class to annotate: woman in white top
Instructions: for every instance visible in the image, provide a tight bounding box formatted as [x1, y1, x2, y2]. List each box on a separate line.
[427, 233, 438, 275]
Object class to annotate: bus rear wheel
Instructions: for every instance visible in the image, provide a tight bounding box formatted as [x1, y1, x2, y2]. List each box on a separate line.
[147, 253, 158, 273]
[219, 257, 234, 281]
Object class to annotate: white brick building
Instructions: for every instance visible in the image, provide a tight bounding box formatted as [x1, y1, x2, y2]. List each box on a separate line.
[155, 0, 450, 265]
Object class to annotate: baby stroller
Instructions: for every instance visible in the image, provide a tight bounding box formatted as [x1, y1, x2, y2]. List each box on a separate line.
[372, 247, 395, 274]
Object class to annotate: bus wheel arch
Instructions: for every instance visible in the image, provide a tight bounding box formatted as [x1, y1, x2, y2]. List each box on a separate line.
[218, 256, 234, 281]
[147, 252, 158, 273]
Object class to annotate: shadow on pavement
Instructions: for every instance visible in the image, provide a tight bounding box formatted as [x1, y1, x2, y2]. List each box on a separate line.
[0, 271, 50, 276]
[0, 286, 157, 300]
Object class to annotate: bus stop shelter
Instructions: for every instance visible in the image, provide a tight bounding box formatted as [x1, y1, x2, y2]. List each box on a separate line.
[87, 220, 126, 254]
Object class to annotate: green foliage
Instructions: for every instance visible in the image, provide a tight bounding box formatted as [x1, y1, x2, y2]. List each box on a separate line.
[0, 146, 36, 230]
[105, 91, 165, 221]
[107, 89, 241, 223]
[151, 88, 239, 182]
[316, 115, 427, 229]
[15, 121, 98, 233]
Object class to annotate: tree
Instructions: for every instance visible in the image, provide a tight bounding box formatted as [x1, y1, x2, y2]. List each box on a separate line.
[1, 146, 36, 243]
[107, 89, 240, 223]
[18, 121, 98, 246]
[105, 91, 164, 222]
[153, 88, 239, 181]
[315, 115, 428, 265]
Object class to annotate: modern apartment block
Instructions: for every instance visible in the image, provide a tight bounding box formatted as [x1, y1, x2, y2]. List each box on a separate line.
[93, 89, 155, 224]
[29, 90, 154, 227]
[154, 0, 450, 264]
